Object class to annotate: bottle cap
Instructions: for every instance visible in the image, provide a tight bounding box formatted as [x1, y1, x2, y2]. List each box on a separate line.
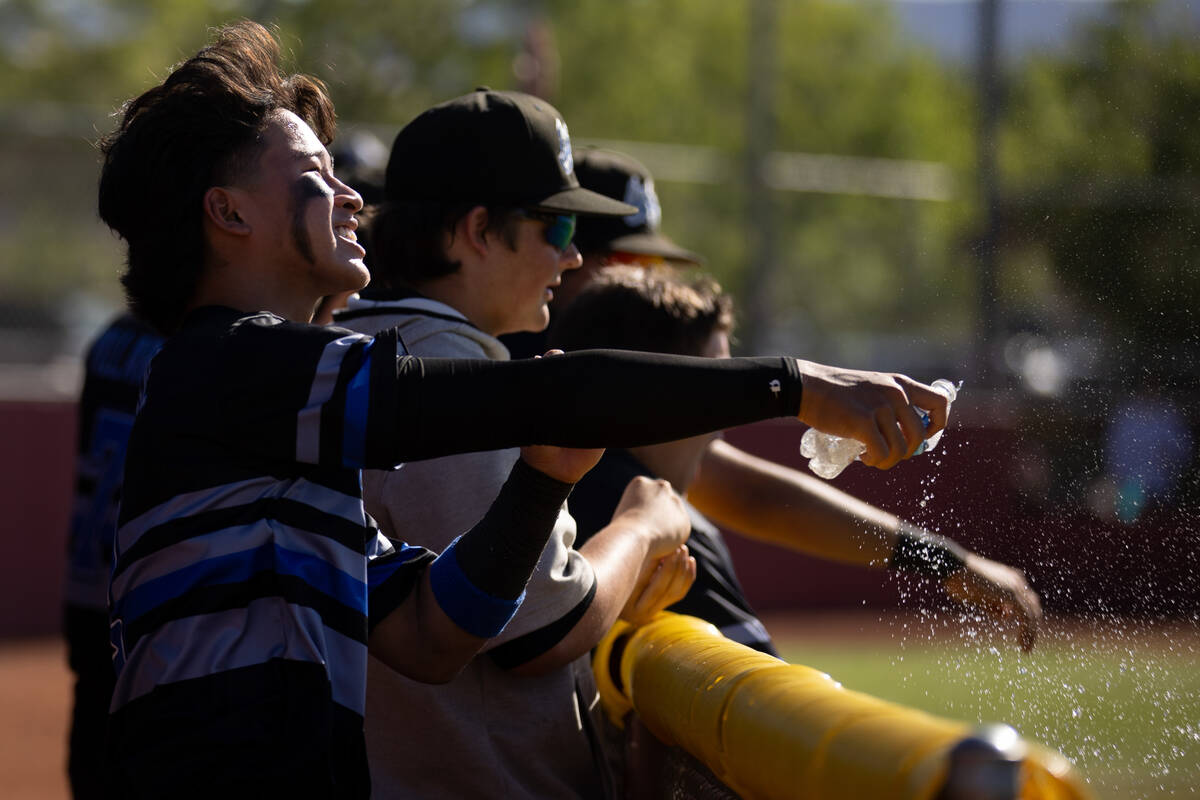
[931, 378, 959, 404]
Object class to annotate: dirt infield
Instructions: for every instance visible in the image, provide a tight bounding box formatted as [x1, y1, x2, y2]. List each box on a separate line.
[0, 638, 70, 800]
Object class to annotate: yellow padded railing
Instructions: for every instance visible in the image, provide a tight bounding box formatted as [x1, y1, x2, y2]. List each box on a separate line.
[593, 612, 1091, 800]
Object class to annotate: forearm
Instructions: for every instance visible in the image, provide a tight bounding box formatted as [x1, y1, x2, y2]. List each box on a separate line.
[507, 519, 653, 676]
[390, 350, 801, 462]
[368, 570, 485, 684]
[690, 439, 899, 565]
[370, 459, 574, 679]
[686, 445, 1039, 649]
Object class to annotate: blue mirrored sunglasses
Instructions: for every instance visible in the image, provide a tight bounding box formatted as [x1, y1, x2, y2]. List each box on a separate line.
[518, 210, 577, 252]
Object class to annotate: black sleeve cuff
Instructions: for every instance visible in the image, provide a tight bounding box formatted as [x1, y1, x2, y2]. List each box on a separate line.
[488, 577, 598, 670]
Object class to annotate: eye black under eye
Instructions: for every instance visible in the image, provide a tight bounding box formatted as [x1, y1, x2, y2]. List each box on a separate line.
[295, 174, 334, 199]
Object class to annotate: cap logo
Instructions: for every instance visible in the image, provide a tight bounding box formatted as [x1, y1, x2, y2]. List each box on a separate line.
[555, 117, 574, 176]
[622, 174, 662, 230]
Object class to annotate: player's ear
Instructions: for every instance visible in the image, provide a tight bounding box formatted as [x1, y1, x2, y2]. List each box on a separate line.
[459, 205, 492, 258]
[203, 187, 252, 236]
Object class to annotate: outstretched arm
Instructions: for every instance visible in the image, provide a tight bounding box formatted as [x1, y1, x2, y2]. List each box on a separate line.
[383, 350, 947, 465]
[305, 325, 950, 473]
[689, 439, 897, 564]
[689, 438, 1042, 650]
[387, 349, 801, 461]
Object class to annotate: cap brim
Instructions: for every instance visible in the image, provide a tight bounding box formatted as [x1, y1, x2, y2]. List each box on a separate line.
[533, 187, 638, 217]
[604, 232, 706, 267]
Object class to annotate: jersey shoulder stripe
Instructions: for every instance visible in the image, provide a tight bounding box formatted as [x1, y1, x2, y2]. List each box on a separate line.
[297, 333, 369, 464]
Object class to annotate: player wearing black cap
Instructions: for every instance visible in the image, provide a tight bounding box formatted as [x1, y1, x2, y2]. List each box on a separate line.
[569, 147, 704, 266]
[382, 88, 635, 216]
[97, 23, 952, 799]
[337, 90, 696, 799]
[501, 146, 702, 360]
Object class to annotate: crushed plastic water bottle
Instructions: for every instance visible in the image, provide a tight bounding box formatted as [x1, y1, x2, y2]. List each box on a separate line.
[800, 430, 868, 479]
[800, 379, 960, 479]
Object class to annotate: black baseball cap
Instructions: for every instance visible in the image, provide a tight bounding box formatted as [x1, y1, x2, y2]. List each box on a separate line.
[572, 148, 704, 266]
[384, 89, 636, 217]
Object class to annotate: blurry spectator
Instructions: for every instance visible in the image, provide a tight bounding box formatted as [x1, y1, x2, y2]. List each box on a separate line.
[1101, 381, 1193, 524]
[62, 313, 162, 799]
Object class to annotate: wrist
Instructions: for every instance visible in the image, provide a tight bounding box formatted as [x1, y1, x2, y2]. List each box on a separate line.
[793, 358, 812, 421]
[794, 359, 833, 425]
[889, 522, 968, 580]
[609, 509, 659, 559]
[513, 456, 578, 498]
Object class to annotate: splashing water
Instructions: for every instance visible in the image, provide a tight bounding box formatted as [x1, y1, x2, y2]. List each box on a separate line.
[774, 398, 1198, 798]
[776, 611, 1200, 799]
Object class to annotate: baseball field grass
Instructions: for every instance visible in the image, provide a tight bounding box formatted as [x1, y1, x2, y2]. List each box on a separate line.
[768, 611, 1200, 800]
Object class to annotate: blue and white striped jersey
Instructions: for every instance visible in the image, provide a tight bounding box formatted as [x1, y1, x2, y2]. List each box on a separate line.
[65, 313, 163, 611]
[107, 307, 434, 796]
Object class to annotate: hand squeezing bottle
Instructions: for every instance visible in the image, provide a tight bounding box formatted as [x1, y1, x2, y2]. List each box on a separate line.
[800, 379, 960, 479]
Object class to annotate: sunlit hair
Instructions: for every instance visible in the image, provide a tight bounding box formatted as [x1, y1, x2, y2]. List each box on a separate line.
[97, 20, 336, 334]
[548, 265, 734, 357]
[364, 200, 520, 291]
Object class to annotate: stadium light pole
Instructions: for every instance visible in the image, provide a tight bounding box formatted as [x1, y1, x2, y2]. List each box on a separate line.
[975, 0, 1003, 386]
[740, 0, 779, 356]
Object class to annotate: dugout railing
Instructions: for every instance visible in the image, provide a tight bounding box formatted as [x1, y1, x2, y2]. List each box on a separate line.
[592, 612, 1092, 800]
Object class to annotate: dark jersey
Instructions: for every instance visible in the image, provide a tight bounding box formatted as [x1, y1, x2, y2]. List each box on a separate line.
[107, 307, 434, 797]
[569, 449, 778, 657]
[64, 313, 164, 611]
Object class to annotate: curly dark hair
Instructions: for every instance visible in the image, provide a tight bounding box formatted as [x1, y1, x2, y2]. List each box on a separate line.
[548, 265, 734, 357]
[97, 20, 336, 335]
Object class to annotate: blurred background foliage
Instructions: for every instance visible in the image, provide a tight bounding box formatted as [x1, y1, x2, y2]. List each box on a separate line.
[0, 0, 1196, 385]
[1001, 2, 1200, 353]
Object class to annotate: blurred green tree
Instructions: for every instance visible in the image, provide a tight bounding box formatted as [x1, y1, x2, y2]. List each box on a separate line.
[3, 0, 977, 361]
[1001, 0, 1200, 353]
[545, 0, 976, 360]
[26, 0, 1196, 375]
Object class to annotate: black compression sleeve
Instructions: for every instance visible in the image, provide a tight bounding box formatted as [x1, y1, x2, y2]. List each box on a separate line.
[390, 349, 801, 463]
[452, 458, 574, 599]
